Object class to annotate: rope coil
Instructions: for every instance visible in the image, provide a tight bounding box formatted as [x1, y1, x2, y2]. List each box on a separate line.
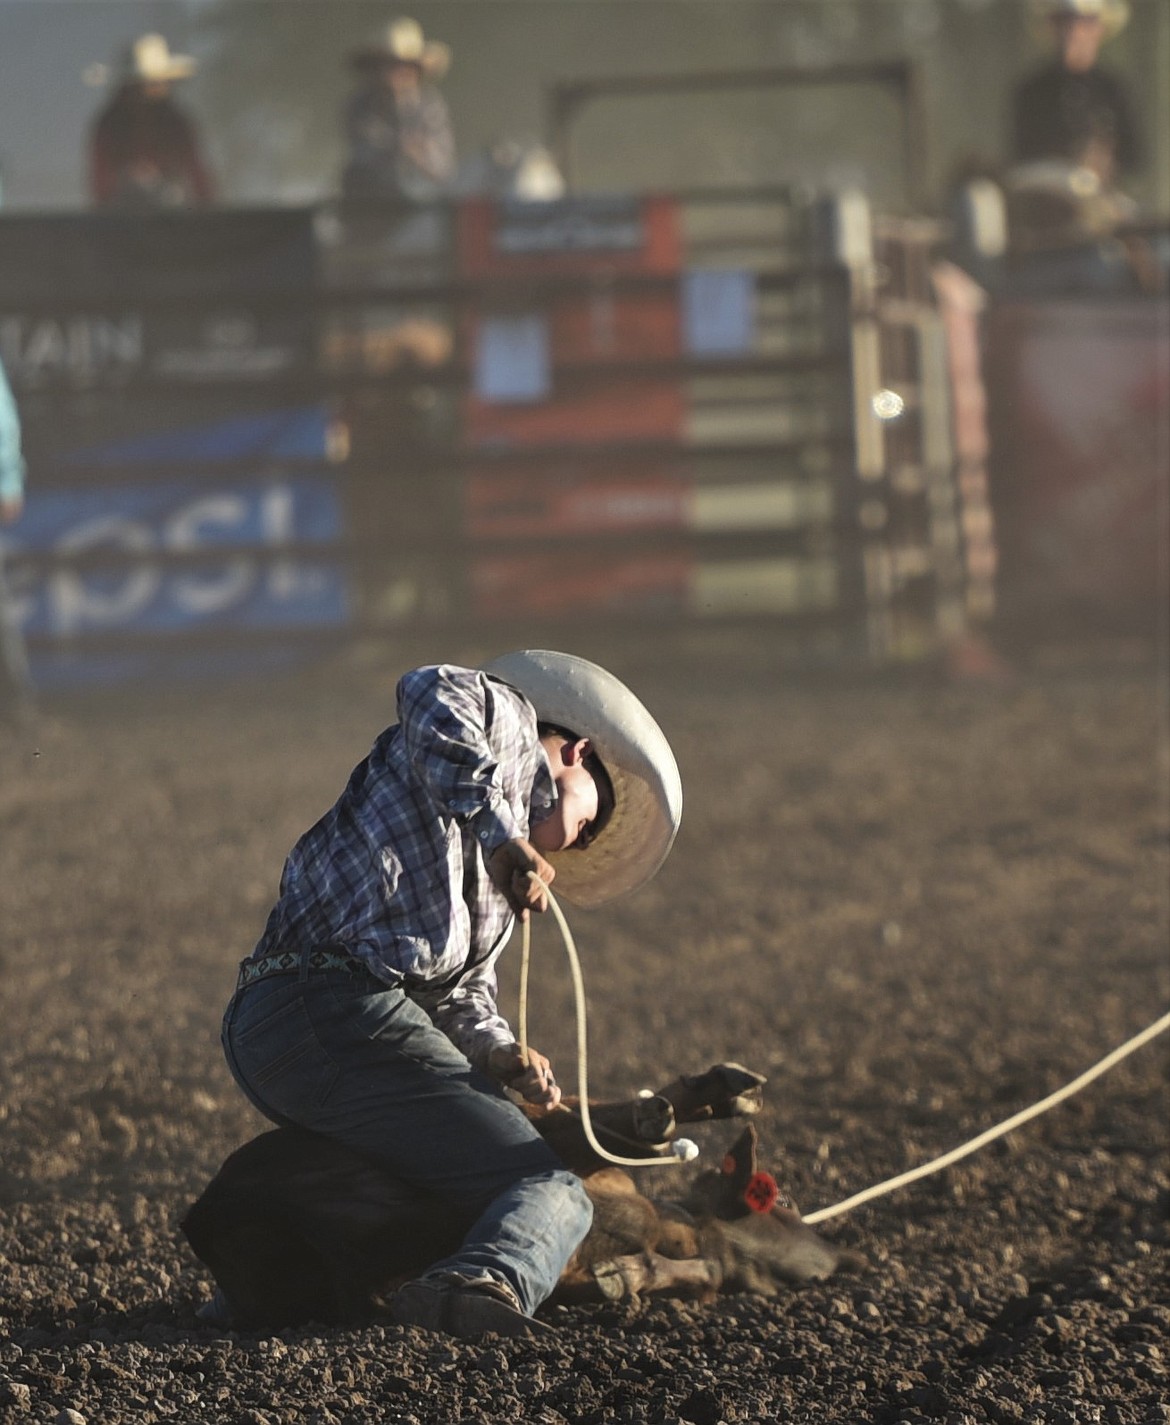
[519, 875, 695, 1168]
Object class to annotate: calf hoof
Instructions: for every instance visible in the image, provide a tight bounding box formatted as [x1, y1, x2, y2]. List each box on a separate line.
[661, 1063, 768, 1121]
[632, 1092, 677, 1144]
[591, 1261, 628, 1300]
[702, 1063, 767, 1117]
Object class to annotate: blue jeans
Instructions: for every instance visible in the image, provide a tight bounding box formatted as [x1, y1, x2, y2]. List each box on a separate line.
[221, 953, 593, 1316]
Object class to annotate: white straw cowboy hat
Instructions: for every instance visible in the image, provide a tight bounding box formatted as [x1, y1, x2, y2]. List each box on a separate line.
[350, 17, 451, 77]
[1030, 0, 1130, 39]
[120, 33, 197, 83]
[85, 33, 196, 89]
[483, 650, 683, 909]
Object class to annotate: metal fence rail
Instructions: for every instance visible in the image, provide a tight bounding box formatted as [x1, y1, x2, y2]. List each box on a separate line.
[0, 191, 973, 689]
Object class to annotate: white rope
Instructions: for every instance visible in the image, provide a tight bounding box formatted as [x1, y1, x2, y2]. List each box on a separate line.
[518, 875, 694, 1169]
[801, 1009, 1170, 1225]
[517, 872, 1169, 1211]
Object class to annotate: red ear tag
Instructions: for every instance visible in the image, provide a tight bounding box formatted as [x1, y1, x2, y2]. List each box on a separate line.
[743, 1171, 779, 1215]
[721, 1153, 736, 1176]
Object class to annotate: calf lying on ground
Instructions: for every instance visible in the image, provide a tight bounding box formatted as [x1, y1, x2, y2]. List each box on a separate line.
[182, 1063, 861, 1331]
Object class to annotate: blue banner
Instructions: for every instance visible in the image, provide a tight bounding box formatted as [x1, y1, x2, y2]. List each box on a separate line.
[53, 405, 338, 469]
[5, 474, 348, 642]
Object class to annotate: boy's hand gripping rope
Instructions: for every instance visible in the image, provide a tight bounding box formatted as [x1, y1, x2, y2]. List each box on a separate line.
[518, 872, 1170, 1216]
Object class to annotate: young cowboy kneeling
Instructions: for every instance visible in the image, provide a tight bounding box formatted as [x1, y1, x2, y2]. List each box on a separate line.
[215, 650, 682, 1338]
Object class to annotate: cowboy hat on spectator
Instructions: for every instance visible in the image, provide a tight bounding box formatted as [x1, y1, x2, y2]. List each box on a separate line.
[121, 33, 196, 82]
[349, 17, 451, 77]
[85, 33, 196, 89]
[1031, 0, 1130, 40]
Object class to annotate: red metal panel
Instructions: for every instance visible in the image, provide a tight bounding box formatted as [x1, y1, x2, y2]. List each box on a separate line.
[466, 464, 691, 540]
[469, 548, 693, 618]
[464, 380, 685, 447]
[459, 194, 685, 448]
[542, 291, 680, 363]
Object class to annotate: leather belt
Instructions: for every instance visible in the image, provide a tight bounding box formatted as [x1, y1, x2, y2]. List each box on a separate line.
[236, 945, 368, 989]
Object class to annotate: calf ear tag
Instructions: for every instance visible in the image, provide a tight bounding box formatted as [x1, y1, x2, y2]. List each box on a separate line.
[743, 1171, 780, 1215]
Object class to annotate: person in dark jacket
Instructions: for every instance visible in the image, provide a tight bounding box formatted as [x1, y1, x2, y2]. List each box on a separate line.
[1011, 0, 1142, 189]
[341, 17, 456, 202]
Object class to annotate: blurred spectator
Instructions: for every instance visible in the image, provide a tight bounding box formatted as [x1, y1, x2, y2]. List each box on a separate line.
[1011, 0, 1142, 190]
[88, 34, 214, 208]
[0, 358, 33, 726]
[982, 0, 1167, 291]
[341, 17, 456, 202]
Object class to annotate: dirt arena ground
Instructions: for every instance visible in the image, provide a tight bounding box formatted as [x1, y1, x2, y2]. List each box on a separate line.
[2, 631, 1167, 1425]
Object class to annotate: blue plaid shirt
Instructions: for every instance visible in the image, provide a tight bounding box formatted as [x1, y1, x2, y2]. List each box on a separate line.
[252, 664, 555, 1069]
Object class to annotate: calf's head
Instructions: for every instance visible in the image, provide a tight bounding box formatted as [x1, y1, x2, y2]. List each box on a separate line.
[680, 1125, 864, 1289]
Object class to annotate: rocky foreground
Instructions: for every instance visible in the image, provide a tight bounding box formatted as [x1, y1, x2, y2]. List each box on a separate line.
[2, 639, 1167, 1424]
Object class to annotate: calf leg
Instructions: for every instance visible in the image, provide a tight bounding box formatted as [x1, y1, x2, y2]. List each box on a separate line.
[586, 1063, 768, 1139]
[556, 1252, 722, 1305]
[537, 1062, 768, 1174]
[654, 1063, 767, 1123]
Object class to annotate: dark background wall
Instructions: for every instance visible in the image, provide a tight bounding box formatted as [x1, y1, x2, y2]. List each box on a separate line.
[0, 0, 1167, 215]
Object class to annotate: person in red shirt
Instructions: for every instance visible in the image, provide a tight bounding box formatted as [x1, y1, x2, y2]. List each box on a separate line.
[88, 34, 214, 208]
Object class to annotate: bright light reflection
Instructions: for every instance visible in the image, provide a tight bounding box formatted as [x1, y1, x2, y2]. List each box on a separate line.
[872, 389, 905, 420]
